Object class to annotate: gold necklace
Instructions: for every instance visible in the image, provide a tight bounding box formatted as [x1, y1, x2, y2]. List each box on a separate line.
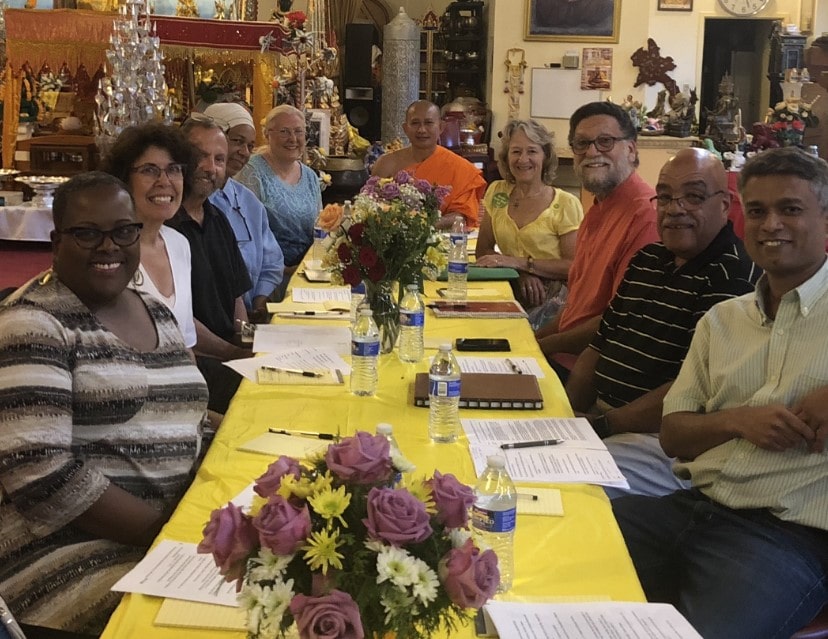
[511, 185, 547, 209]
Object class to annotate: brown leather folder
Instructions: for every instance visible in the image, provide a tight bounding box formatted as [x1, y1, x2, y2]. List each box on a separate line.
[412, 373, 543, 410]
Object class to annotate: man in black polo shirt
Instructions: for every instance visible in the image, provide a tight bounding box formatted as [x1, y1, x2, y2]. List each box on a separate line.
[566, 148, 760, 497]
[167, 117, 252, 414]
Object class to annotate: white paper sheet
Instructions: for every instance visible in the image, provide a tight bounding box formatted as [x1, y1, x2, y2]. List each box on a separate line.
[469, 444, 628, 488]
[252, 325, 351, 355]
[483, 601, 702, 639]
[291, 286, 351, 304]
[455, 357, 546, 378]
[462, 417, 605, 450]
[110, 540, 238, 607]
[224, 348, 351, 382]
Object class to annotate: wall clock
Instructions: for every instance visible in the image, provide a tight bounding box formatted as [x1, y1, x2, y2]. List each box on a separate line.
[717, 0, 770, 16]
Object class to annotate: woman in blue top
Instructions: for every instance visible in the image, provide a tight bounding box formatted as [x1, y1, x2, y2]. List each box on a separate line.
[235, 104, 322, 268]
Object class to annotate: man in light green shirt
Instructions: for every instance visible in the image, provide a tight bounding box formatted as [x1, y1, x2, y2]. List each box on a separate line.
[613, 147, 828, 639]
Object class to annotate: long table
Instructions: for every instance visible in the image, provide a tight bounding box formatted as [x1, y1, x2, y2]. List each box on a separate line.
[101, 278, 644, 638]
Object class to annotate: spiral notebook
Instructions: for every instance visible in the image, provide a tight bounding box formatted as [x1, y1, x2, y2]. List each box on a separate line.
[412, 373, 543, 410]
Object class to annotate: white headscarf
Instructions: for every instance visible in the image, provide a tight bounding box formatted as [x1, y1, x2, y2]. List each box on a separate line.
[203, 102, 255, 131]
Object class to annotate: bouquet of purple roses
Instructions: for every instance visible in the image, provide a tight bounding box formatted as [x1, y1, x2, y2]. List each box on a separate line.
[198, 431, 499, 639]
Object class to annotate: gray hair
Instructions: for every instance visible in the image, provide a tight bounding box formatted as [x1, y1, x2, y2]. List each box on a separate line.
[497, 119, 557, 184]
[262, 104, 305, 136]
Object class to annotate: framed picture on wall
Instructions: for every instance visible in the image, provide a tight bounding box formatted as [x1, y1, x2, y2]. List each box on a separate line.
[657, 0, 693, 10]
[525, 0, 622, 43]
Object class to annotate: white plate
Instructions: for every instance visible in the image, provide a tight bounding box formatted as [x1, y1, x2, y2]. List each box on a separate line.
[304, 268, 332, 283]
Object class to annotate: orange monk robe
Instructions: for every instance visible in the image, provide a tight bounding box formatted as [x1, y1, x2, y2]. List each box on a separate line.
[405, 146, 487, 228]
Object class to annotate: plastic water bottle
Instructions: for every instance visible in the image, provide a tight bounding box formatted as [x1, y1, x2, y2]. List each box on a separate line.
[398, 284, 425, 363]
[449, 215, 466, 247]
[343, 199, 353, 223]
[472, 455, 517, 593]
[350, 281, 366, 326]
[312, 224, 328, 263]
[446, 239, 468, 301]
[351, 309, 379, 396]
[428, 343, 461, 443]
[376, 422, 402, 484]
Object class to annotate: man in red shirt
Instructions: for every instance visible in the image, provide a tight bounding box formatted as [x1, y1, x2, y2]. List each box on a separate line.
[537, 102, 658, 379]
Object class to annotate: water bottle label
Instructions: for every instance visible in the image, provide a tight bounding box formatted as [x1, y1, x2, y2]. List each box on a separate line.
[448, 261, 468, 275]
[429, 378, 461, 398]
[449, 232, 466, 245]
[352, 340, 380, 357]
[352, 282, 366, 294]
[313, 227, 328, 241]
[400, 310, 424, 327]
[472, 505, 516, 533]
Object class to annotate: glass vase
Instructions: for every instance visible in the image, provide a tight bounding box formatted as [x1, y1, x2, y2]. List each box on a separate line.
[363, 279, 400, 354]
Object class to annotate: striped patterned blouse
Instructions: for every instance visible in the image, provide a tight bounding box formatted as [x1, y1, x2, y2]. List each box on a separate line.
[0, 276, 208, 632]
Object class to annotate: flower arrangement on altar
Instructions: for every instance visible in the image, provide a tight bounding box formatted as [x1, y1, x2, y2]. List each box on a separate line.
[322, 171, 449, 288]
[198, 431, 499, 639]
[765, 97, 820, 147]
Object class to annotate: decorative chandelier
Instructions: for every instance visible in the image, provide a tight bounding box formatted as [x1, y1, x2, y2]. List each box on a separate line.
[95, 0, 171, 152]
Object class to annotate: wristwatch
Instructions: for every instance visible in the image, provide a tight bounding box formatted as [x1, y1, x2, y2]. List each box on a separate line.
[589, 413, 612, 439]
[527, 256, 535, 274]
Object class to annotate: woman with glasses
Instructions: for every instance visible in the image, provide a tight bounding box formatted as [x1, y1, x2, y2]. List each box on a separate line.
[235, 104, 322, 269]
[101, 123, 197, 349]
[0, 173, 207, 634]
[476, 119, 584, 330]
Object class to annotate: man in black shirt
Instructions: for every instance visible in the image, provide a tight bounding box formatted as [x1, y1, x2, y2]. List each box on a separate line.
[566, 148, 760, 497]
[166, 117, 252, 413]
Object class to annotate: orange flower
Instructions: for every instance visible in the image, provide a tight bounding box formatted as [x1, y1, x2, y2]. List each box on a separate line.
[317, 203, 344, 232]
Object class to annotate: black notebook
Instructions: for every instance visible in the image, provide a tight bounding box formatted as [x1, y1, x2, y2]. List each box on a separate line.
[412, 373, 543, 410]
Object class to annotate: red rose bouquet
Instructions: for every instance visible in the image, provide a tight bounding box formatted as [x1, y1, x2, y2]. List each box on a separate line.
[322, 170, 449, 289]
[198, 432, 498, 639]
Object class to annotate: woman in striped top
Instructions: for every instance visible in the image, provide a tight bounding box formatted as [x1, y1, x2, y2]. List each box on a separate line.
[0, 173, 208, 634]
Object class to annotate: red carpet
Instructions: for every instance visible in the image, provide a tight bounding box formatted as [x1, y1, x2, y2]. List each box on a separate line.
[0, 240, 52, 291]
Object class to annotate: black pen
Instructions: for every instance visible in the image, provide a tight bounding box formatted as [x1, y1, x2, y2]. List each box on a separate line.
[261, 365, 323, 378]
[500, 439, 562, 449]
[505, 358, 524, 375]
[276, 310, 345, 316]
[269, 428, 336, 440]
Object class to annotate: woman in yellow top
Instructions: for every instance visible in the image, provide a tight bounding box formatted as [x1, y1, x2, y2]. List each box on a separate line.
[476, 119, 583, 329]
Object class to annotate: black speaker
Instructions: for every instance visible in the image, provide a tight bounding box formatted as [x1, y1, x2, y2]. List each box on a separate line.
[344, 87, 381, 143]
[344, 23, 376, 88]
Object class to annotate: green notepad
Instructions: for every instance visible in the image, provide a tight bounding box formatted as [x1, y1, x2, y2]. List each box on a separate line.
[437, 266, 520, 281]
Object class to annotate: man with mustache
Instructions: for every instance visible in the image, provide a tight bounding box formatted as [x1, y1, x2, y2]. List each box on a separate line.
[166, 116, 252, 413]
[537, 101, 659, 380]
[566, 148, 759, 497]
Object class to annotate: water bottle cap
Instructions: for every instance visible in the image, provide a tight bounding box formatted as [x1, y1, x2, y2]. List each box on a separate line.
[438, 343, 452, 352]
[406, 284, 419, 291]
[376, 423, 393, 435]
[486, 455, 506, 468]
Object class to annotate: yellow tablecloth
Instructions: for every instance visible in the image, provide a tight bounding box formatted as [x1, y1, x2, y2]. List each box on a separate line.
[101, 279, 643, 639]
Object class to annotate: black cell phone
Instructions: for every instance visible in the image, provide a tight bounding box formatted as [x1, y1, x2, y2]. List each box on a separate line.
[455, 338, 511, 352]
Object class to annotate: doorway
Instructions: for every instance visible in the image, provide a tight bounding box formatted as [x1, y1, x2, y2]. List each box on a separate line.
[700, 18, 776, 134]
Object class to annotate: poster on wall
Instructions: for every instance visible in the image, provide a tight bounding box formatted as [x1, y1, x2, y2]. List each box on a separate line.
[580, 47, 612, 90]
[524, 0, 621, 43]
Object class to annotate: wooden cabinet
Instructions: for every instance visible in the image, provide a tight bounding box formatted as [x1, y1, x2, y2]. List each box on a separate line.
[419, 30, 448, 106]
[28, 135, 99, 176]
[442, 0, 485, 102]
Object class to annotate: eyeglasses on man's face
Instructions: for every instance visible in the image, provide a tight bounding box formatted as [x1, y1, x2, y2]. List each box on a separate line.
[570, 135, 629, 155]
[268, 127, 306, 139]
[130, 163, 186, 181]
[60, 222, 144, 249]
[650, 190, 726, 211]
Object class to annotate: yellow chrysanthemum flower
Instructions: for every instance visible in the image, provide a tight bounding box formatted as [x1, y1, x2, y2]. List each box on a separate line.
[303, 528, 344, 574]
[401, 476, 436, 514]
[308, 485, 351, 528]
[277, 474, 316, 501]
[248, 494, 269, 518]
